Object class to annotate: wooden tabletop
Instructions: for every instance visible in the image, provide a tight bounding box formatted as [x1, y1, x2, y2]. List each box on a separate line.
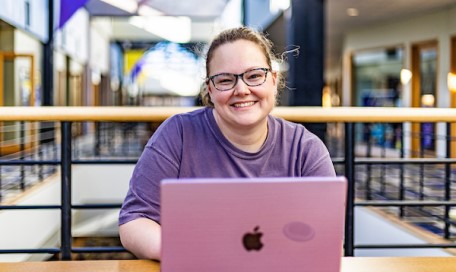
[0, 257, 454, 272]
[341, 257, 454, 272]
[0, 260, 159, 272]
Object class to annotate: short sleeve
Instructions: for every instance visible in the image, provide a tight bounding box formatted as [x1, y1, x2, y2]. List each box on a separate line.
[119, 116, 183, 225]
[301, 133, 336, 177]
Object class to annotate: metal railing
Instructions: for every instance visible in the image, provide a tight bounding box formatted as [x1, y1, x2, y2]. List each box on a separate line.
[0, 121, 58, 201]
[2, 106, 456, 259]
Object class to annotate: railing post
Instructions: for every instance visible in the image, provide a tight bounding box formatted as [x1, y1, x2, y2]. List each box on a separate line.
[95, 122, 100, 156]
[399, 123, 405, 217]
[380, 123, 386, 195]
[20, 121, 25, 190]
[365, 123, 372, 200]
[344, 122, 355, 256]
[419, 148, 425, 200]
[38, 145, 43, 181]
[61, 121, 72, 260]
[444, 122, 452, 239]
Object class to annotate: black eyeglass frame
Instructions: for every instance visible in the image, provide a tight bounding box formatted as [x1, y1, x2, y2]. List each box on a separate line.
[206, 67, 270, 91]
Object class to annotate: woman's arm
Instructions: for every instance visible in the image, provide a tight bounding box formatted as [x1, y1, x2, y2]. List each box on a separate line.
[119, 217, 162, 260]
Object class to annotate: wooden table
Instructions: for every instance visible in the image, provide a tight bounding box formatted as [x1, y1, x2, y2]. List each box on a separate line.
[0, 257, 454, 272]
[341, 257, 454, 272]
[0, 260, 159, 272]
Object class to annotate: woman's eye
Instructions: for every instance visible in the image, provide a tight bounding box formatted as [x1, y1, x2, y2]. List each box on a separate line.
[216, 76, 234, 85]
[247, 72, 263, 80]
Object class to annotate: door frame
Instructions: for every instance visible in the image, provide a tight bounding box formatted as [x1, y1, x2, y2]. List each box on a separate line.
[451, 37, 456, 157]
[410, 40, 438, 157]
[0, 52, 35, 155]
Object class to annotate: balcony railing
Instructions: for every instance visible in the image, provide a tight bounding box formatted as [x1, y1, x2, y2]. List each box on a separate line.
[1, 106, 456, 260]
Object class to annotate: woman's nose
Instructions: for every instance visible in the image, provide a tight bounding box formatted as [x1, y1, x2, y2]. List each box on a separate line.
[233, 78, 251, 96]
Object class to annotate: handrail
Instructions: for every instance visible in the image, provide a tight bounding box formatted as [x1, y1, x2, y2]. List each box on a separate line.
[2, 106, 456, 122]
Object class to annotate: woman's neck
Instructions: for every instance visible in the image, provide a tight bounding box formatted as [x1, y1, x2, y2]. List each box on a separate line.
[213, 111, 268, 153]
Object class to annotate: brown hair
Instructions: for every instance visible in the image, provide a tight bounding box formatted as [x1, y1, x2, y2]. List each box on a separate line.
[200, 26, 285, 107]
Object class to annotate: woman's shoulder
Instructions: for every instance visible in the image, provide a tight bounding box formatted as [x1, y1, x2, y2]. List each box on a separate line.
[162, 107, 207, 123]
[146, 108, 208, 147]
[160, 107, 208, 127]
[150, 107, 210, 141]
[269, 115, 321, 143]
[269, 114, 305, 132]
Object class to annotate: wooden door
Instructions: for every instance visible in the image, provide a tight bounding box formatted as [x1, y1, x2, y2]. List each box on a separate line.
[410, 41, 438, 157]
[0, 52, 35, 155]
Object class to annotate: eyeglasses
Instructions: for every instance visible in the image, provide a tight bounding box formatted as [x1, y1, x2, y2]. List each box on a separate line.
[207, 68, 270, 91]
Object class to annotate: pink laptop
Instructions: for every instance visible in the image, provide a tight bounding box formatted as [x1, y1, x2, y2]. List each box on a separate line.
[160, 176, 347, 272]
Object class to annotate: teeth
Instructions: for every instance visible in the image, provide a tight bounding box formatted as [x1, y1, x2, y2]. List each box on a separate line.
[233, 102, 255, 108]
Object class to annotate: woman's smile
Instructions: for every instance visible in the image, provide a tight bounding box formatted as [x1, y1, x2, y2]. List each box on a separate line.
[232, 101, 257, 108]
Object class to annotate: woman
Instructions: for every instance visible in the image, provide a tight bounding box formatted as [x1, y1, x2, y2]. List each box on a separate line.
[119, 26, 336, 260]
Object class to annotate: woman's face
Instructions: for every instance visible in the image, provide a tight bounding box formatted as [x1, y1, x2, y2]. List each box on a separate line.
[207, 40, 277, 131]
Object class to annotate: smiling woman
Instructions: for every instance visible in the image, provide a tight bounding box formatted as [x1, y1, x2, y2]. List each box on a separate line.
[205, 39, 277, 150]
[118, 26, 336, 261]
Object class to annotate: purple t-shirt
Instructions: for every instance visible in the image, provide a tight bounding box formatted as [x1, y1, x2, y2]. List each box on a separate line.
[119, 107, 335, 225]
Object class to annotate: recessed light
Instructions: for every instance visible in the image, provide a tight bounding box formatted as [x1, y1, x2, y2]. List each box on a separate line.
[346, 8, 359, 17]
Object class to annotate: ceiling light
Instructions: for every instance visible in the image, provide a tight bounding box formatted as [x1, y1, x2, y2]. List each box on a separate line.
[421, 94, 435, 107]
[448, 72, 456, 92]
[400, 69, 412, 85]
[270, 0, 291, 13]
[129, 16, 191, 43]
[138, 5, 163, 16]
[346, 8, 359, 17]
[100, 0, 138, 13]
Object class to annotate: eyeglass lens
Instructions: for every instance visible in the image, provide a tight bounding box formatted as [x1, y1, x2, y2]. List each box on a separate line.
[212, 69, 268, 91]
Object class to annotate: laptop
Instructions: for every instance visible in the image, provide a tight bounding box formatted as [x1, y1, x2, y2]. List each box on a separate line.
[160, 176, 347, 272]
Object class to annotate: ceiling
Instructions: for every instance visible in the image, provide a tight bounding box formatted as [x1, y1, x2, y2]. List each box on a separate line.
[86, 0, 456, 70]
[86, 0, 229, 17]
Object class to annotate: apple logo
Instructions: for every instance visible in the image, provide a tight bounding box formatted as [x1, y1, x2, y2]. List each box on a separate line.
[242, 226, 263, 251]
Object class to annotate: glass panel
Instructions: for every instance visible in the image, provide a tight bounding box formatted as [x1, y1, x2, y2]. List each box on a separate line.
[420, 48, 437, 99]
[353, 47, 403, 107]
[1, 55, 34, 153]
[3, 59, 14, 106]
[419, 47, 437, 151]
[3, 59, 15, 142]
[353, 47, 403, 149]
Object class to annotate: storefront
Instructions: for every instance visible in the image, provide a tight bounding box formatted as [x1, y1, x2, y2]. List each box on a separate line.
[342, 6, 456, 158]
[0, 0, 47, 154]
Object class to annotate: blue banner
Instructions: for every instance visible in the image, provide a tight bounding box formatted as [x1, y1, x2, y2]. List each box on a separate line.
[57, 0, 88, 29]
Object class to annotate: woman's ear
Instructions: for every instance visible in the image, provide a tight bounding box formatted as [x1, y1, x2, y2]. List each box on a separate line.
[206, 81, 213, 94]
[206, 82, 214, 103]
[271, 71, 278, 87]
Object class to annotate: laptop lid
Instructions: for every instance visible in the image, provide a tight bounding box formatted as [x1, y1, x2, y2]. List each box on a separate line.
[161, 176, 347, 272]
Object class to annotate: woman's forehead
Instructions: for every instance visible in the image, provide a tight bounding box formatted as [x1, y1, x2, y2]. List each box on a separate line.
[209, 40, 268, 71]
[213, 39, 264, 56]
